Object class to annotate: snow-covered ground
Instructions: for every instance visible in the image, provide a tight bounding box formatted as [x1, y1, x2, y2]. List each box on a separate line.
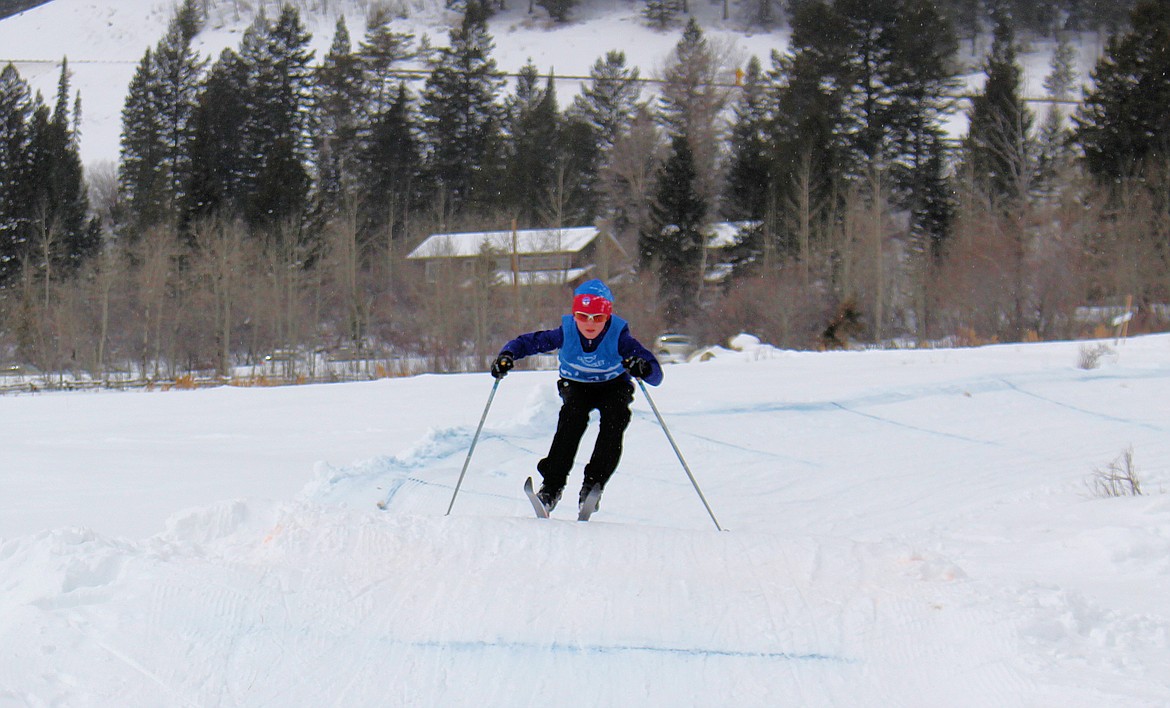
[1, 0, 1102, 168]
[3, 334, 1168, 705]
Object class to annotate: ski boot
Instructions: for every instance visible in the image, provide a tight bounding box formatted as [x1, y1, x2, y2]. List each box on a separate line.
[579, 482, 603, 514]
[537, 482, 563, 512]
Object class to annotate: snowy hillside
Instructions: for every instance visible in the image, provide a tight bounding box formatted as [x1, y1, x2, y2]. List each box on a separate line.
[0, 0, 1102, 167]
[0, 0, 787, 166]
[2, 334, 1168, 705]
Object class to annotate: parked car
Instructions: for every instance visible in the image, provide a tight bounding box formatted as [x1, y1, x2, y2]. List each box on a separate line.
[653, 333, 697, 364]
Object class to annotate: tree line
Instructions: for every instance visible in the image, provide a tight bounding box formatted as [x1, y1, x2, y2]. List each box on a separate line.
[0, 0, 1167, 383]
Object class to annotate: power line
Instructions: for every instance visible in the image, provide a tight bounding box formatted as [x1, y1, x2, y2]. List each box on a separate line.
[2, 58, 1082, 105]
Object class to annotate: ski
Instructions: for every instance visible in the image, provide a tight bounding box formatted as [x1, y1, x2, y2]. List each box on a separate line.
[577, 485, 602, 522]
[523, 477, 550, 519]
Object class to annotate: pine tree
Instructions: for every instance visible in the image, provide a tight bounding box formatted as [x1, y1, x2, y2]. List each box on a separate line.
[658, 19, 728, 219]
[762, 2, 856, 268]
[419, 6, 505, 215]
[641, 133, 706, 327]
[809, 0, 960, 196]
[1036, 33, 1077, 188]
[536, 0, 576, 23]
[359, 82, 420, 238]
[569, 50, 641, 159]
[358, 12, 416, 116]
[964, 3, 1034, 205]
[643, 0, 684, 30]
[25, 62, 99, 279]
[880, 0, 960, 246]
[907, 131, 953, 259]
[238, 7, 314, 231]
[1073, 0, 1170, 183]
[723, 55, 769, 222]
[118, 48, 167, 235]
[117, 0, 205, 236]
[315, 17, 366, 215]
[555, 114, 601, 225]
[566, 50, 641, 221]
[186, 48, 250, 222]
[0, 63, 33, 286]
[503, 64, 561, 225]
[152, 0, 205, 219]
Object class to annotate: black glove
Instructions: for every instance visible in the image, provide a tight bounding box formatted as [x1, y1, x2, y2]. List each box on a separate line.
[623, 356, 652, 379]
[491, 353, 514, 379]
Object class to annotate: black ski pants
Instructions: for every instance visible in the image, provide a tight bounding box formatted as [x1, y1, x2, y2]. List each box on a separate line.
[537, 376, 634, 493]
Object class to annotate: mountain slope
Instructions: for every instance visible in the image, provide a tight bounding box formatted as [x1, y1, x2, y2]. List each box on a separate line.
[0, 0, 787, 165]
[0, 0, 1099, 167]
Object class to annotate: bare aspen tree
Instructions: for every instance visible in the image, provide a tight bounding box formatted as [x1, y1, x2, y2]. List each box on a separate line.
[259, 221, 318, 376]
[191, 215, 246, 377]
[1096, 182, 1166, 310]
[783, 150, 820, 289]
[322, 201, 373, 352]
[867, 166, 890, 342]
[598, 105, 662, 256]
[136, 226, 177, 379]
[89, 247, 118, 378]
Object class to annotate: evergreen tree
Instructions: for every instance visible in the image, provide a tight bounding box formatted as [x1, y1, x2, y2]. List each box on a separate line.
[752, 0, 959, 277]
[25, 62, 99, 278]
[117, 0, 205, 235]
[536, 0, 576, 23]
[949, 0, 982, 51]
[762, 2, 857, 266]
[881, 0, 960, 246]
[746, 0, 777, 28]
[641, 133, 706, 327]
[1037, 33, 1077, 188]
[964, 3, 1034, 205]
[358, 12, 416, 116]
[315, 17, 366, 215]
[151, 0, 205, 218]
[1076, 0, 1135, 34]
[0, 64, 33, 286]
[186, 48, 250, 222]
[503, 64, 561, 225]
[118, 48, 167, 234]
[643, 0, 684, 30]
[723, 55, 769, 222]
[1073, 0, 1170, 183]
[419, 6, 505, 215]
[815, 0, 960, 194]
[907, 131, 953, 259]
[238, 7, 314, 231]
[566, 50, 641, 219]
[359, 82, 420, 238]
[569, 50, 641, 159]
[555, 114, 601, 225]
[658, 19, 727, 219]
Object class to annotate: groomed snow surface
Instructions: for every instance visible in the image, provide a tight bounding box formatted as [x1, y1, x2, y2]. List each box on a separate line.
[2, 334, 1169, 706]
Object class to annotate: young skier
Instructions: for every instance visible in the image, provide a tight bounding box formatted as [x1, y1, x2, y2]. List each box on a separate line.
[490, 278, 663, 515]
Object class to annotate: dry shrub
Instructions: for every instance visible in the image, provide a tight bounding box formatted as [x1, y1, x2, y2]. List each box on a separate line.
[1087, 447, 1142, 498]
[1077, 342, 1114, 370]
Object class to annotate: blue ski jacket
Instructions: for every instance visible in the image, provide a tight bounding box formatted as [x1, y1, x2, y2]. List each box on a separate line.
[500, 317, 664, 386]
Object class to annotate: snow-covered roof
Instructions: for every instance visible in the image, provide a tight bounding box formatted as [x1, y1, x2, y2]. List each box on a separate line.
[492, 266, 594, 286]
[705, 221, 756, 249]
[407, 226, 602, 260]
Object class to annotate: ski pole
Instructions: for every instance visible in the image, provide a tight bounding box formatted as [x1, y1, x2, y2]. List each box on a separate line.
[636, 379, 724, 532]
[445, 377, 500, 516]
